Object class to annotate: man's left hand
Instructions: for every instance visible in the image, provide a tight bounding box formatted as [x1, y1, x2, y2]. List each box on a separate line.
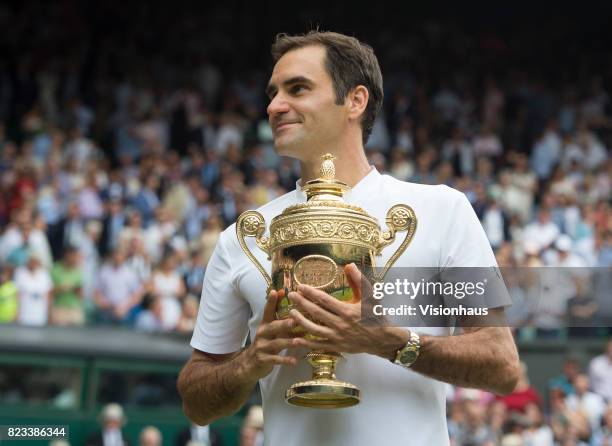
[288, 263, 409, 361]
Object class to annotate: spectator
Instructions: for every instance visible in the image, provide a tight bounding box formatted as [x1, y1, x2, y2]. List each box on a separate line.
[149, 252, 185, 330]
[144, 207, 178, 263]
[14, 252, 53, 326]
[198, 216, 223, 263]
[98, 199, 126, 259]
[589, 340, 612, 402]
[482, 193, 510, 249]
[549, 357, 580, 397]
[523, 403, 554, 446]
[184, 249, 206, 298]
[531, 122, 562, 180]
[48, 201, 85, 261]
[591, 405, 612, 446]
[118, 210, 145, 251]
[94, 249, 143, 324]
[550, 388, 591, 445]
[80, 219, 102, 305]
[0, 210, 52, 268]
[455, 400, 496, 446]
[522, 208, 560, 252]
[176, 295, 199, 334]
[240, 406, 264, 446]
[50, 246, 84, 326]
[138, 426, 162, 446]
[565, 374, 606, 432]
[473, 124, 503, 160]
[77, 173, 104, 220]
[125, 237, 152, 285]
[497, 362, 543, 413]
[175, 423, 222, 446]
[184, 182, 213, 243]
[132, 175, 161, 226]
[134, 294, 165, 332]
[0, 264, 17, 323]
[86, 403, 130, 446]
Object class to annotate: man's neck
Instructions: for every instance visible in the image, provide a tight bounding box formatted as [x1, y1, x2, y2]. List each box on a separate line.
[299, 147, 371, 187]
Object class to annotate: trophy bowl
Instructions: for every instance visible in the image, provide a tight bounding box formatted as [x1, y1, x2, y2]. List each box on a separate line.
[236, 154, 417, 409]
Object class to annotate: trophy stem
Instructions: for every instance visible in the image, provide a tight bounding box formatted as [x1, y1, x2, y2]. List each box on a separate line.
[307, 351, 339, 380]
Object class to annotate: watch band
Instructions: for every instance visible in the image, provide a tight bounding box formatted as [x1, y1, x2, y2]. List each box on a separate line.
[393, 331, 420, 368]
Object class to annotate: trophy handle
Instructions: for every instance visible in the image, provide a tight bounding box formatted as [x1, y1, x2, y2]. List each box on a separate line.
[236, 210, 272, 288]
[374, 204, 417, 282]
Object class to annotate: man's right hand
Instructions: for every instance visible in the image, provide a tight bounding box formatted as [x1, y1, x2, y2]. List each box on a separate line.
[240, 289, 302, 381]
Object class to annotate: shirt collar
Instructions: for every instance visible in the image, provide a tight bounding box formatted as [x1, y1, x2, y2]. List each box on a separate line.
[294, 166, 380, 202]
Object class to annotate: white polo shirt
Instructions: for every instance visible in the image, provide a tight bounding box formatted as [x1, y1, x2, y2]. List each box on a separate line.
[191, 167, 505, 446]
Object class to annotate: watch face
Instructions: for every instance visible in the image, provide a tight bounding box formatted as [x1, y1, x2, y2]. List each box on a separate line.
[400, 349, 417, 364]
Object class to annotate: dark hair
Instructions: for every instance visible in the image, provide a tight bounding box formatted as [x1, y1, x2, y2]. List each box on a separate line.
[271, 31, 383, 145]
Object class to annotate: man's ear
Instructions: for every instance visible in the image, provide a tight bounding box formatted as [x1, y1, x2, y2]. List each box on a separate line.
[347, 85, 369, 122]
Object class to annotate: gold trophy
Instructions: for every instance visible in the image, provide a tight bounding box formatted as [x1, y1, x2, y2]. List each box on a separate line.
[236, 154, 417, 408]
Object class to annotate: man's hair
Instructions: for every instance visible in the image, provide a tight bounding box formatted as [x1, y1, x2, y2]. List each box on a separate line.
[271, 31, 383, 145]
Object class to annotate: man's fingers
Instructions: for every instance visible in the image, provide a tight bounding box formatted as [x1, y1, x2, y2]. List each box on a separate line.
[345, 263, 374, 303]
[258, 318, 303, 339]
[288, 291, 342, 326]
[260, 337, 302, 354]
[344, 263, 362, 302]
[262, 289, 278, 323]
[296, 284, 344, 315]
[258, 352, 298, 367]
[289, 308, 336, 339]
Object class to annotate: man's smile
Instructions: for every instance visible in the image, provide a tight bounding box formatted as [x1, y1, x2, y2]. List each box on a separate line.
[273, 121, 301, 133]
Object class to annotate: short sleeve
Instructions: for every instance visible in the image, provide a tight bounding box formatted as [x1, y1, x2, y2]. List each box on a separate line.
[440, 189, 498, 268]
[439, 189, 511, 310]
[190, 229, 250, 354]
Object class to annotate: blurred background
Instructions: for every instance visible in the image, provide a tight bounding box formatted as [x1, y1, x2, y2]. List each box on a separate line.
[0, 1, 611, 445]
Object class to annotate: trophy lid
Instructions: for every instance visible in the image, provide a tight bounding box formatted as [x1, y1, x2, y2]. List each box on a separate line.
[277, 153, 376, 221]
[302, 154, 349, 202]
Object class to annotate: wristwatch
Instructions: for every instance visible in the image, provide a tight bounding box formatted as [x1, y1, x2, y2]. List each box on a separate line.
[393, 331, 420, 368]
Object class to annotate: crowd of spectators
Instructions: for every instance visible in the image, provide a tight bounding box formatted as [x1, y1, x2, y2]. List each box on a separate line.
[444, 341, 612, 446]
[0, 3, 609, 336]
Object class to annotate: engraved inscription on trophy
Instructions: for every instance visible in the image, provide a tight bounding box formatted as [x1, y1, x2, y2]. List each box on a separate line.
[293, 255, 339, 289]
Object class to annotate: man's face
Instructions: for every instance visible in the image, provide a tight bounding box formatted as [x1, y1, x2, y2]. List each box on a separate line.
[266, 45, 347, 161]
[112, 251, 125, 266]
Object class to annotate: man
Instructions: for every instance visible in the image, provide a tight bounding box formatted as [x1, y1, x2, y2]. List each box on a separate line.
[50, 246, 85, 326]
[178, 31, 519, 446]
[47, 201, 85, 260]
[589, 339, 612, 402]
[94, 248, 143, 324]
[138, 426, 162, 446]
[86, 403, 130, 446]
[565, 374, 606, 432]
[15, 251, 53, 326]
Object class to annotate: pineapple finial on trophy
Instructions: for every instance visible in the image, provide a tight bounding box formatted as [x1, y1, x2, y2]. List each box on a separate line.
[320, 153, 336, 180]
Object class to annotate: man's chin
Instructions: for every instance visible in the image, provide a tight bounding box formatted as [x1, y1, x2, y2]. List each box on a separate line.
[273, 138, 302, 159]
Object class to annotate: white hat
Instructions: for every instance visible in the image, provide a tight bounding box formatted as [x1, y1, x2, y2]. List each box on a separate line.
[555, 235, 573, 252]
[101, 403, 125, 422]
[244, 405, 264, 429]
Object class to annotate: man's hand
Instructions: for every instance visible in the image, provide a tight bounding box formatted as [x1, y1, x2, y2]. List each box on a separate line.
[241, 289, 303, 381]
[287, 264, 408, 360]
[286, 263, 520, 395]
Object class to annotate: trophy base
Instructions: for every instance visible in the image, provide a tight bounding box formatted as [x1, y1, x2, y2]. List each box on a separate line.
[285, 379, 360, 409]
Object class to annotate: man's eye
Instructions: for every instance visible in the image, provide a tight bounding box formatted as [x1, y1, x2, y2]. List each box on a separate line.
[290, 85, 307, 94]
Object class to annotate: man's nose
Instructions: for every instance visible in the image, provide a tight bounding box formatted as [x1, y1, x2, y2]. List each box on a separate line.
[267, 94, 290, 118]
